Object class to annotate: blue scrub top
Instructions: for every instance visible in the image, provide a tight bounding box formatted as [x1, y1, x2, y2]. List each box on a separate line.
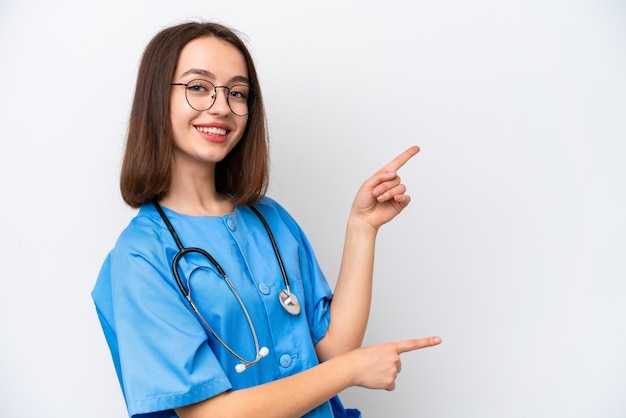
[92, 197, 360, 418]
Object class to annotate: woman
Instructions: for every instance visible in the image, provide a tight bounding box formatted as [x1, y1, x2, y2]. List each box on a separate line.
[92, 21, 441, 418]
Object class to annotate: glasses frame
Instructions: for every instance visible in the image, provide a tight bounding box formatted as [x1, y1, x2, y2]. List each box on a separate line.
[170, 79, 258, 116]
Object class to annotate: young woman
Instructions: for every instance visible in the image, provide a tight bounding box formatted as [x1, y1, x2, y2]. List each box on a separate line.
[92, 21, 441, 418]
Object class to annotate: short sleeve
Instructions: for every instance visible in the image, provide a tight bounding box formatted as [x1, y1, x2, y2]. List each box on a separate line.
[92, 218, 232, 417]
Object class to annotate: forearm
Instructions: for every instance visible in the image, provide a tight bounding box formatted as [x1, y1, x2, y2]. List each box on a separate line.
[175, 355, 353, 418]
[321, 214, 378, 359]
[175, 335, 441, 418]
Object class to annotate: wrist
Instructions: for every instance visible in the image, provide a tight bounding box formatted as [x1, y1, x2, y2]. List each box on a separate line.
[330, 349, 361, 389]
[346, 213, 379, 236]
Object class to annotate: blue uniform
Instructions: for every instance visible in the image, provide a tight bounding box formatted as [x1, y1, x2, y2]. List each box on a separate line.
[92, 197, 360, 417]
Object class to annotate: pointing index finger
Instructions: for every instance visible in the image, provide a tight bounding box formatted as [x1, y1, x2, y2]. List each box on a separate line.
[382, 146, 420, 173]
[395, 336, 442, 354]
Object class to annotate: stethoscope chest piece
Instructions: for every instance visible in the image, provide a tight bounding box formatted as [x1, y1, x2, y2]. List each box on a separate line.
[279, 289, 301, 315]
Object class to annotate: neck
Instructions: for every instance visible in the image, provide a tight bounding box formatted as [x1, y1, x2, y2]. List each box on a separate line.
[160, 161, 235, 217]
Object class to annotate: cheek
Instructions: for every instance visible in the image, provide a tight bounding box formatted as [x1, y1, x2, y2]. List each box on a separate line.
[170, 98, 195, 130]
[234, 115, 249, 138]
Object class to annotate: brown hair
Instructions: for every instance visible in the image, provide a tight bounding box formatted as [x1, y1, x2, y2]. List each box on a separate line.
[120, 21, 269, 208]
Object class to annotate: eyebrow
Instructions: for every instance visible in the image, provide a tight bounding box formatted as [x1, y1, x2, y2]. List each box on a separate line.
[179, 68, 250, 84]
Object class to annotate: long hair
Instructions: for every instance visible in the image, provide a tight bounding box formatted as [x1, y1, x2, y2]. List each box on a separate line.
[120, 21, 269, 208]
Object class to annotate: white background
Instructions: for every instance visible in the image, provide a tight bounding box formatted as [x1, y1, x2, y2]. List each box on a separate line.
[1, 1, 625, 417]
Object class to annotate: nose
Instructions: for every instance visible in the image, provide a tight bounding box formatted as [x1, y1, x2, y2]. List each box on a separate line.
[208, 86, 231, 115]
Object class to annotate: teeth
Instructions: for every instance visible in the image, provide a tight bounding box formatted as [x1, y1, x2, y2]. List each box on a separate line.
[197, 126, 227, 135]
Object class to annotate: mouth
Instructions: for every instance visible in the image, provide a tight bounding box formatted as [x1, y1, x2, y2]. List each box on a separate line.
[196, 126, 228, 136]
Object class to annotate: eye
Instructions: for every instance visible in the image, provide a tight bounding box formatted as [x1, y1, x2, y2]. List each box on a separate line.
[186, 80, 213, 95]
[229, 85, 251, 100]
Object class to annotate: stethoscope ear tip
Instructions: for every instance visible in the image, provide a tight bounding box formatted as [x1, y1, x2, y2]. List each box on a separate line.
[235, 347, 269, 373]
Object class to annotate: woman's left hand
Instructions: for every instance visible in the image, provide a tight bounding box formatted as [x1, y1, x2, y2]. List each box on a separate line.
[350, 145, 420, 230]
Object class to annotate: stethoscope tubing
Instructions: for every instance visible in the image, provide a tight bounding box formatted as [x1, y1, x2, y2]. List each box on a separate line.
[248, 205, 292, 295]
[152, 199, 298, 370]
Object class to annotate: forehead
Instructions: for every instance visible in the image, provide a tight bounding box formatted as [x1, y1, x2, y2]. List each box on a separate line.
[174, 36, 248, 80]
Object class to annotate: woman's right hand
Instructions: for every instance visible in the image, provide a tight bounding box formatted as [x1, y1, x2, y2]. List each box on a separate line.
[346, 336, 442, 391]
[175, 336, 442, 418]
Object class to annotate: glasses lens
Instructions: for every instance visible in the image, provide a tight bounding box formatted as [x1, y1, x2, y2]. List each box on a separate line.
[228, 84, 256, 116]
[184, 79, 215, 111]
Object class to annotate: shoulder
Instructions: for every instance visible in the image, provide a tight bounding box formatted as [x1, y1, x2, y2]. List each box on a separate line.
[94, 203, 180, 301]
[255, 195, 298, 219]
[255, 195, 284, 211]
[253, 196, 300, 227]
[110, 203, 167, 257]
[93, 204, 171, 308]
[248, 196, 314, 246]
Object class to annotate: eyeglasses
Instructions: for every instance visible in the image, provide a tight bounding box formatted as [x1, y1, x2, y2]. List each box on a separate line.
[170, 79, 257, 116]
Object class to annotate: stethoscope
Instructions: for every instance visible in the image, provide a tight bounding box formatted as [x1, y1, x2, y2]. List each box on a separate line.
[152, 200, 301, 373]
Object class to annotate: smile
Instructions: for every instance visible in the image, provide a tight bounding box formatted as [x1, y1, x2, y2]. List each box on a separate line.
[196, 126, 228, 136]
